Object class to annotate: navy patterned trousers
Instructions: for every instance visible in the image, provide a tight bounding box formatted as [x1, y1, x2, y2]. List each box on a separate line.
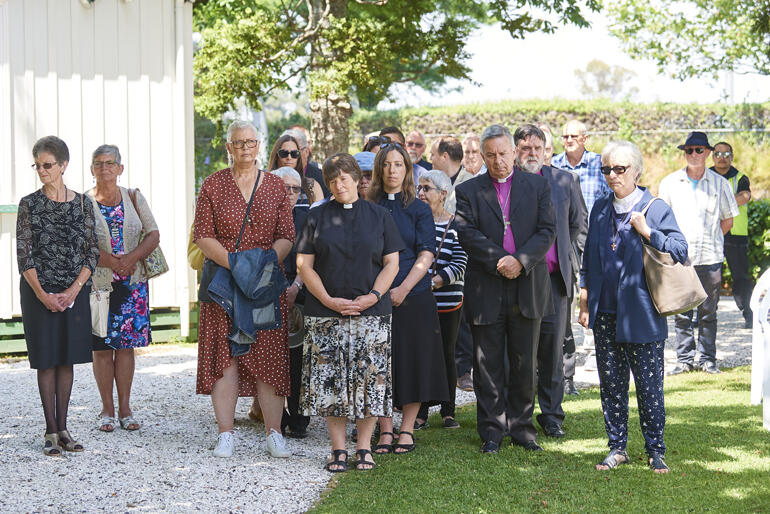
[594, 313, 666, 456]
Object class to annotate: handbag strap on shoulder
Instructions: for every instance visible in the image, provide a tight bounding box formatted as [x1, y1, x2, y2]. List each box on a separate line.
[234, 169, 262, 251]
[639, 197, 659, 217]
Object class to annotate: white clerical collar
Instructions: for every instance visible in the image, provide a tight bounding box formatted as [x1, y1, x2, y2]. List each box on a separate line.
[613, 187, 643, 213]
[495, 171, 513, 183]
[387, 193, 396, 200]
[343, 203, 353, 209]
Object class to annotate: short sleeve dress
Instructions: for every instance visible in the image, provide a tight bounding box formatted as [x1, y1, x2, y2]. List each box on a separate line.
[193, 169, 295, 397]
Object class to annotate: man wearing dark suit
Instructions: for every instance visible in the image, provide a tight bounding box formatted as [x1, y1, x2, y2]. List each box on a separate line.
[515, 124, 587, 439]
[455, 124, 556, 453]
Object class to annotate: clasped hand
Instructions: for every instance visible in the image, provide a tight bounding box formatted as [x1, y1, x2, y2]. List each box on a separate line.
[326, 293, 378, 316]
[41, 286, 80, 312]
[497, 255, 522, 279]
[111, 253, 138, 277]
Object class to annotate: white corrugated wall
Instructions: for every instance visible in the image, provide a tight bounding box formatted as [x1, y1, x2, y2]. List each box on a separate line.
[0, 0, 195, 330]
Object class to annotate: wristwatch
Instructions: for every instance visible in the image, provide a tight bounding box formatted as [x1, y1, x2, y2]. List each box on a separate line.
[292, 281, 303, 290]
[369, 289, 382, 302]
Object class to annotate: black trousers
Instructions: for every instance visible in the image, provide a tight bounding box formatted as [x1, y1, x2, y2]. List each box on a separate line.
[536, 274, 569, 428]
[724, 240, 753, 321]
[419, 305, 463, 419]
[455, 307, 473, 376]
[472, 285, 540, 445]
[562, 289, 576, 381]
[282, 344, 310, 432]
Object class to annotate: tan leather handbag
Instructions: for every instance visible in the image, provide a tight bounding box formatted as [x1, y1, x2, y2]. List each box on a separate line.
[640, 199, 707, 316]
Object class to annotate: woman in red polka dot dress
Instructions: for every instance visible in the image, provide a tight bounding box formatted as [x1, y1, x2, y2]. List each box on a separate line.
[193, 120, 295, 458]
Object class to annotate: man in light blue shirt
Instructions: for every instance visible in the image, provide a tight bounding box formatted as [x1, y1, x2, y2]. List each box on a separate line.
[551, 120, 609, 219]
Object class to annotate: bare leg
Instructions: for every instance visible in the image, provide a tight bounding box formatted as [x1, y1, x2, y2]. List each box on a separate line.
[325, 416, 347, 471]
[54, 365, 74, 432]
[375, 417, 395, 453]
[256, 379, 285, 435]
[211, 358, 239, 434]
[37, 368, 57, 434]
[115, 349, 137, 428]
[396, 402, 420, 453]
[92, 350, 116, 419]
[355, 417, 377, 469]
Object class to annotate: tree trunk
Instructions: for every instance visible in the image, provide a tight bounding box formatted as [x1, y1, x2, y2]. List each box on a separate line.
[308, 0, 351, 161]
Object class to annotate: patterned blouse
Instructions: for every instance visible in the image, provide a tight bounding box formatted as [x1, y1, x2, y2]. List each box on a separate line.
[16, 190, 99, 290]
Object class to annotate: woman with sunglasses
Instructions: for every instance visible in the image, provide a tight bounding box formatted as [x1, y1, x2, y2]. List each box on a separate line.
[369, 143, 448, 455]
[17, 136, 100, 455]
[268, 134, 323, 209]
[415, 170, 467, 430]
[578, 141, 687, 474]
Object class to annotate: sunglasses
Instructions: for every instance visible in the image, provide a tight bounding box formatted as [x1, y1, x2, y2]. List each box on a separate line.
[380, 142, 404, 151]
[367, 136, 391, 146]
[417, 184, 439, 194]
[31, 162, 58, 171]
[229, 139, 258, 149]
[406, 141, 425, 148]
[684, 147, 706, 155]
[278, 149, 300, 159]
[714, 151, 732, 158]
[284, 185, 302, 194]
[600, 165, 632, 175]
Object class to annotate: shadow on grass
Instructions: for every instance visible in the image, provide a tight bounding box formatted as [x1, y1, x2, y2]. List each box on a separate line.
[312, 367, 770, 513]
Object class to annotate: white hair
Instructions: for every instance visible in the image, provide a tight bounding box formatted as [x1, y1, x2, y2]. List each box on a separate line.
[226, 119, 259, 142]
[601, 140, 644, 182]
[420, 169, 453, 194]
[270, 166, 301, 183]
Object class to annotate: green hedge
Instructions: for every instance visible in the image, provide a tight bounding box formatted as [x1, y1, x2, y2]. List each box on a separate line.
[748, 199, 770, 281]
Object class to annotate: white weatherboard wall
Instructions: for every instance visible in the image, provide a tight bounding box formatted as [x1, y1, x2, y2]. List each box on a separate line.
[0, 0, 195, 332]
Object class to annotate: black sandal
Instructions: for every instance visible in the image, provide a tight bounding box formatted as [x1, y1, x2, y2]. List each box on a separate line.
[394, 431, 415, 454]
[648, 453, 670, 473]
[324, 449, 348, 473]
[596, 449, 629, 470]
[373, 432, 394, 454]
[355, 449, 376, 471]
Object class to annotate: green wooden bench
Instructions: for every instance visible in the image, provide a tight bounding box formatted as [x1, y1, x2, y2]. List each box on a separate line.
[0, 306, 199, 355]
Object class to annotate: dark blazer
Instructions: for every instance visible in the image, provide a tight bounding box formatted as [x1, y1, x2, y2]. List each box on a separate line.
[541, 165, 587, 293]
[455, 169, 557, 322]
[580, 188, 688, 343]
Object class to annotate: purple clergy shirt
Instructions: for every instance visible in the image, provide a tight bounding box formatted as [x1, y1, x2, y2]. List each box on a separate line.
[538, 169, 559, 274]
[493, 171, 516, 254]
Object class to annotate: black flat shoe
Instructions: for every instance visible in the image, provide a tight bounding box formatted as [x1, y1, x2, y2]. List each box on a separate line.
[666, 362, 695, 376]
[287, 426, 308, 439]
[324, 449, 348, 473]
[480, 440, 500, 453]
[543, 423, 565, 438]
[701, 361, 721, 374]
[373, 432, 394, 454]
[514, 440, 543, 452]
[413, 419, 429, 430]
[442, 417, 460, 429]
[394, 431, 415, 454]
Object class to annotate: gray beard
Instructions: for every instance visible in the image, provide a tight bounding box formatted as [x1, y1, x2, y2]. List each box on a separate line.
[517, 160, 542, 174]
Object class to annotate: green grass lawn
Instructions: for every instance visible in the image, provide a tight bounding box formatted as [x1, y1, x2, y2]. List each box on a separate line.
[312, 367, 770, 513]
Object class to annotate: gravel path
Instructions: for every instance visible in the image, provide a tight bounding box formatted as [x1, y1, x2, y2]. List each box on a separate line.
[0, 297, 752, 512]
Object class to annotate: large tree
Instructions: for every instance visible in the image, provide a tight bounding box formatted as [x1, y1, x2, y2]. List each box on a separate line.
[194, 0, 600, 158]
[607, 0, 770, 80]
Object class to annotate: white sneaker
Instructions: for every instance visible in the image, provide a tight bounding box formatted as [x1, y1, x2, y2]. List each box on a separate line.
[266, 428, 291, 458]
[213, 431, 235, 458]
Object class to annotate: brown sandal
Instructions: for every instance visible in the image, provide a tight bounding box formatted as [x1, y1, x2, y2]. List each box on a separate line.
[57, 430, 84, 452]
[43, 433, 62, 457]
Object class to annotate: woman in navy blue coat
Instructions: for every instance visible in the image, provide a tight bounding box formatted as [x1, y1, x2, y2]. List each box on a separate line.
[578, 140, 687, 474]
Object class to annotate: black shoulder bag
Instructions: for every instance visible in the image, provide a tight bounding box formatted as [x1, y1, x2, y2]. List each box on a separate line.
[198, 170, 262, 302]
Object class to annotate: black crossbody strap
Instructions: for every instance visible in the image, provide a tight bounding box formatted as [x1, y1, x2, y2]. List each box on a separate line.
[234, 169, 262, 251]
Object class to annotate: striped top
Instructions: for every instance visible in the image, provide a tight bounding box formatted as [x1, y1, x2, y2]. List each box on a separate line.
[431, 219, 467, 310]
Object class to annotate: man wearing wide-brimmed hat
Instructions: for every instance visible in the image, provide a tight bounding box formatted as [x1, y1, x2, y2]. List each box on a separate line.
[658, 131, 739, 376]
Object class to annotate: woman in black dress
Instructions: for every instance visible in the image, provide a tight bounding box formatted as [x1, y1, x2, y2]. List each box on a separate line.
[297, 153, 402, 471]
[369, 143, 448, 454]
[16, 136, 100, 456]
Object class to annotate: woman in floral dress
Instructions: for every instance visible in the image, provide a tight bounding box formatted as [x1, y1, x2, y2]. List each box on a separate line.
[87, 144, 160, 433]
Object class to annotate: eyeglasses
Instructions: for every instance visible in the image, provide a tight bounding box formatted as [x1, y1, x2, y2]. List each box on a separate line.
[31, 162, 58, 171]
[92, 160, 118, 168]
[562, 134, 582, 140]
[406, 141, 425, 148]
[284, 185, 301, 194]
[229, 139, 258, 149]
[278, 149, 300, 159]
[684, 147, 706, 155]
[417, 184, 439, 194]
[714, 151, 732, 158]
[600, 165, 632, 175]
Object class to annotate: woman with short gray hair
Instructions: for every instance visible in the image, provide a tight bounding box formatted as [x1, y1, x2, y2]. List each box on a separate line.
[578, 140, 687, 473]
[414, 170, 467, 430]
[86, 144, 161, 433]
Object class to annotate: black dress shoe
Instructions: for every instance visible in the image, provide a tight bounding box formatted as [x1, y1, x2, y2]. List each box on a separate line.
[543, 423, 565, 438]
[414, 419, 429, 430]
[564, 379, 579, 396]
[514, 440, 543, 451]
[666, 362, 694, 376]
[287, 426, 308, 439]
[701, 361, 721, 374]
[480, 440, 500, 453]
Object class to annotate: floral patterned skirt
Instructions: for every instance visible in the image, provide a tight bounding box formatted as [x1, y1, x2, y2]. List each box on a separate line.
[92, 279, 151, 351]
[300, 315, 392, 419]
